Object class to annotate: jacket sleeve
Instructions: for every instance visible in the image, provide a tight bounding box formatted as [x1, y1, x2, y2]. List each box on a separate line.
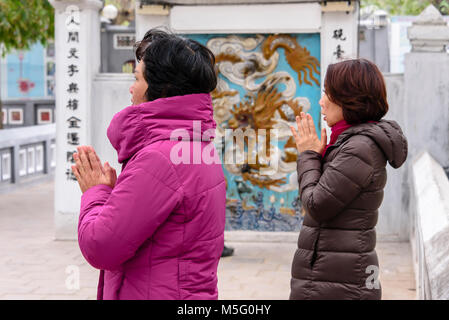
[78, 149, 183, 270]
[297, 141, 374, 223]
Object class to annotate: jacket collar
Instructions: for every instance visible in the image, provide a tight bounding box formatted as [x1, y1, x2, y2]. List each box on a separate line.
[107, 93, 216, 163]
[325, 119, 408, 168]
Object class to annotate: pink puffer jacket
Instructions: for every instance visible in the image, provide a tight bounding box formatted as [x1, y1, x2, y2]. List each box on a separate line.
[78, 93, 226, 300]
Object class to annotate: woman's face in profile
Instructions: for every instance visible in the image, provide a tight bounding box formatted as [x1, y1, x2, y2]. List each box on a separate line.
[320, 93, 344, 127]
[130, 60, 149, 105]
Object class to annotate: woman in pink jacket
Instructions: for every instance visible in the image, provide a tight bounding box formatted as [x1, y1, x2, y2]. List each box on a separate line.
[71, 29, 226, 300]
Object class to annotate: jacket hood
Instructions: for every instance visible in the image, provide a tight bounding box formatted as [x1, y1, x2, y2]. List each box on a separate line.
[107, 93, 216, 163]
[335, 119, 408, 169]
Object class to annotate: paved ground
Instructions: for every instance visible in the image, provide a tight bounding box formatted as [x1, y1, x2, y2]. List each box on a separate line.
[0, 181, 416, 300]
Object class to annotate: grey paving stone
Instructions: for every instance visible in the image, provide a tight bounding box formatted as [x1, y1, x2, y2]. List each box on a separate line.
[0, 181, 416, 300]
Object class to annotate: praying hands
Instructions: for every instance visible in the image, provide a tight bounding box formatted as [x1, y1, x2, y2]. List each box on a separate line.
[71, 146, 117, 193]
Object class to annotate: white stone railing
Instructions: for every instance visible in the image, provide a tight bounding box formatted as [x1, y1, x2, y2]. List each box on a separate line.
[0, 124, 56, 190]
[411, 151, 449, 299]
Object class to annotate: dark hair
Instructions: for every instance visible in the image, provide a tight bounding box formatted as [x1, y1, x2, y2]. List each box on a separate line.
[324, 58, 389, 124]
[134, 28, 217, 101]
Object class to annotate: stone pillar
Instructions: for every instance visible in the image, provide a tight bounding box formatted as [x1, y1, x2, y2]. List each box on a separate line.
[320, 1, 359, 75]
[49, 0, 102, 240]
[405, 5, 449, 169]
[319, 1, 359, 139]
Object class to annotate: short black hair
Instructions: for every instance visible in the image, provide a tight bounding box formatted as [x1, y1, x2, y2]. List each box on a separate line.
[134, 28, 217, 102]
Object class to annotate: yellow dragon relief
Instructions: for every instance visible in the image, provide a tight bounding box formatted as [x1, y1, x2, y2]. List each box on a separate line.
[212, 34, 320, 189]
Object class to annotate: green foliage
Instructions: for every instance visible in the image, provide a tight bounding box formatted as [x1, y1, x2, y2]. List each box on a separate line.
[439, 0, 449, 14]
[0, 0, 54, 56]
[361, 0, 449, 15]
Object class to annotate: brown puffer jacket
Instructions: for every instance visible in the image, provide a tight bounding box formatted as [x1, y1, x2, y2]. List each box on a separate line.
[290, 120, 408, 300]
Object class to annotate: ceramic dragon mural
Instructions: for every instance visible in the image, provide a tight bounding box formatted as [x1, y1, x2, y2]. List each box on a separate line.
[187, 33, 321, 231]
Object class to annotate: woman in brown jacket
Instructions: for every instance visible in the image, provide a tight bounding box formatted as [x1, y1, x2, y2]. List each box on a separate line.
[289, 58, 408, 300]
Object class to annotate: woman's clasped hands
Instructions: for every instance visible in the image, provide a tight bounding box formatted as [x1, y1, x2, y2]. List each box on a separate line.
[290, 112, 327, 155]
[72, 146, 117, 193]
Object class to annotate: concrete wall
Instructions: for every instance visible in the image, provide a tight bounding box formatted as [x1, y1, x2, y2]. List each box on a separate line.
[91, 73, 134, 173]
[377, 73, 409, 241]
[377, 8, 449, 243]
[403, 53, 449, 170]
[378, 50, 449, 243]
[1, 99, 55, 129]
[411, 151, 449, 299]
